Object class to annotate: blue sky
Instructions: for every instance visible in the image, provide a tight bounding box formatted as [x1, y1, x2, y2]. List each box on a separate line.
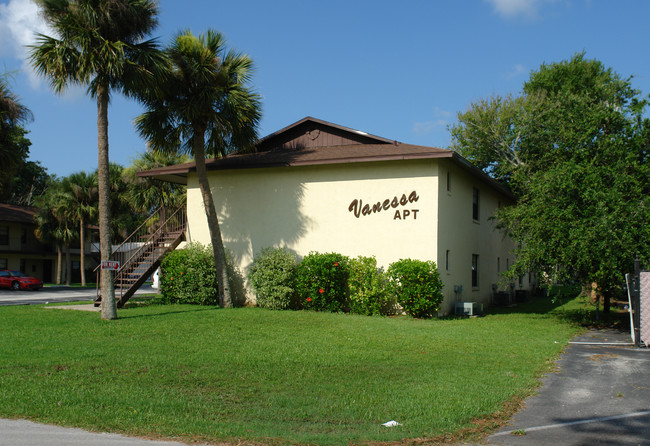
[1, 0, 650, 178]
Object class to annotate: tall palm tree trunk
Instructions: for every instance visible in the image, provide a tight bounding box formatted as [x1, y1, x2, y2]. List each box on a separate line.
[79, 215, 86, 286]
[97, 86, 117, 320]
[56, 243, 62, 284]
[193, 130, 232, 308]
[65, 245, 71, 285]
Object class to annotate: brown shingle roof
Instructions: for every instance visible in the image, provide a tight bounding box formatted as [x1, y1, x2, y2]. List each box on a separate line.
[0, 203, 37, 224]
[137, 117, 513, 198]
[137, 142, 453, 182]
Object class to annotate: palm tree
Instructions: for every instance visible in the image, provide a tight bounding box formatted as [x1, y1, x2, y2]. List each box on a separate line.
[34, 185, 77, 285]
[29, 0, 165, 320]
[123, 150, 189, 215]
[61, 171, 98, 286]
[135, 30, 262, 308]
[0, 75, 31, 124]
[103, 162, 136, 243]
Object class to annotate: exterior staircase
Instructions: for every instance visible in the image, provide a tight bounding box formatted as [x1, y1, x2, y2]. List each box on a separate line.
[95, 203, 186, 308]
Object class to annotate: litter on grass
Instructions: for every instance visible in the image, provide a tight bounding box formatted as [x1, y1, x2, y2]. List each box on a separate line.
[382, 420, 401, 427]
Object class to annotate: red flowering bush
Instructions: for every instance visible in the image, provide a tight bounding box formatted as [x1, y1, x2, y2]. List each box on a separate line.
[295, 252, 349, 312]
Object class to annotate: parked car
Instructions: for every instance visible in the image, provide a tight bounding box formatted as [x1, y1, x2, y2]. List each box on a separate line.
[0, 270, 43, 290]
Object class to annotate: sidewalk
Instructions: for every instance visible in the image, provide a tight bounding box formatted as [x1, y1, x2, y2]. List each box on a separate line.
[0, 419, 208, 446]
[487, 328, 650, 445]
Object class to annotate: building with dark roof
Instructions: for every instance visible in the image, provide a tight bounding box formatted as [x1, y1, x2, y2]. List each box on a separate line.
[142, 117, 530, 313]
[0, 203, 96, 284]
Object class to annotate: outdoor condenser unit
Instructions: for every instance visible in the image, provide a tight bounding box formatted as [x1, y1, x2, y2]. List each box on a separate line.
[454, 302, 483, 316]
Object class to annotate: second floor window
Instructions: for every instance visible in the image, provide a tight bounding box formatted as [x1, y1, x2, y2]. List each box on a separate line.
[0, 226, 8, 245]
[472, 188, 480, 221]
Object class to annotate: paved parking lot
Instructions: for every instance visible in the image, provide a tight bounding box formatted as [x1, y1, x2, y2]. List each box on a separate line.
[488, 329, 650, 445]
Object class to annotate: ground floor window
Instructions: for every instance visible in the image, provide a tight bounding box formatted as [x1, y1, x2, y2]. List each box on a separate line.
[472, 254, 479, 288]
[0, 226, 8, 245]
[0, 258, 7, 269]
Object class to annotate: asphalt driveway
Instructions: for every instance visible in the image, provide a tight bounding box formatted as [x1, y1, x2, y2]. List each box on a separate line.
[487, 328, 650, 445]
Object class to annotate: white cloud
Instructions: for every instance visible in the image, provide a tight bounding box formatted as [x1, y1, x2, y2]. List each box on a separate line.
[0, 0, 52, 87]
[485, 0, 541, 19]
[413, 107, 452, 136]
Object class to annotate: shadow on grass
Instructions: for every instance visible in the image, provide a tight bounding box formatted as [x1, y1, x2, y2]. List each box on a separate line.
[486, 295, 631, 330]
[486, 296, 566, 315]
[117, 306, 219, 320]
[117, 295, 220, 319]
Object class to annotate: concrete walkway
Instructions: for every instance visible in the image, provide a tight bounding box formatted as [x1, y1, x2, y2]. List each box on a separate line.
[0, 419, 208, 446]
[487, 328, 650, 445]
[0, 284, 156, 306]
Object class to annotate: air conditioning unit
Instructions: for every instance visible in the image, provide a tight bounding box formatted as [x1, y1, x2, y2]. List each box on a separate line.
[454, 302, 483, 316]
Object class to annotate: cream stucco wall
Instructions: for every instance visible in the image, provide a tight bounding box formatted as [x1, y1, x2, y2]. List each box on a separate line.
[185, 158, 525, 312]
[186, 160, 438, 298]
[436, 160, 524, 313]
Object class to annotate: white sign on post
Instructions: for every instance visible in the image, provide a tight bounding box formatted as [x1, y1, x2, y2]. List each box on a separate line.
[101, 260, 120, 270]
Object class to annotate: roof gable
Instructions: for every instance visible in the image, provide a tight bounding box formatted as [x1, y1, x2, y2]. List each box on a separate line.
[137, 116, 513, 199]
[256, 116, 393, 151]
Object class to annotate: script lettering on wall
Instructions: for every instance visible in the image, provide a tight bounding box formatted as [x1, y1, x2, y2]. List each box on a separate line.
[348, 191, 420, 220]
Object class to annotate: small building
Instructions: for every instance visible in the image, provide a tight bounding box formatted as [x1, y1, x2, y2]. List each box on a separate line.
[0, 203, 96, 283]
[143, 117, 531, 313]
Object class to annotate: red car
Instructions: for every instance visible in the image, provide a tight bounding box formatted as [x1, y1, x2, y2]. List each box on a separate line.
[0, 270, 43, 290]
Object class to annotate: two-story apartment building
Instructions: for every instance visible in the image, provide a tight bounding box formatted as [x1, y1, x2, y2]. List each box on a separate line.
[141, 117, 532, 313]
[0, 203, 98, 284]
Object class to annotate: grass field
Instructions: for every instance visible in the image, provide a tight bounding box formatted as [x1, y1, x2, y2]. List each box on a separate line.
[0, 297, 584, 445]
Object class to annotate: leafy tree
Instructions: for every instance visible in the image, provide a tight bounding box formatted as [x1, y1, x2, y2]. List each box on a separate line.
[30, 0, 166, 319]
[135, 30, 262, 308]
[450, 53, 650, 312]
[61, 171, 98, 286]
[7, 157, 51, 206]
[449, 94, 542, 187]
[0, 75, 36, 199]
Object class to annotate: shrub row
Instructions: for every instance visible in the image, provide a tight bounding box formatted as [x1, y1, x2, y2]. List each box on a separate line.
[160, 244, 445, 318]
[248, 248, 444, 318]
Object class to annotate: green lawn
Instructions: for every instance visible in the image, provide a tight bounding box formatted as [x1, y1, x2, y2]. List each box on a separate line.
[0, 297, 583, 445]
